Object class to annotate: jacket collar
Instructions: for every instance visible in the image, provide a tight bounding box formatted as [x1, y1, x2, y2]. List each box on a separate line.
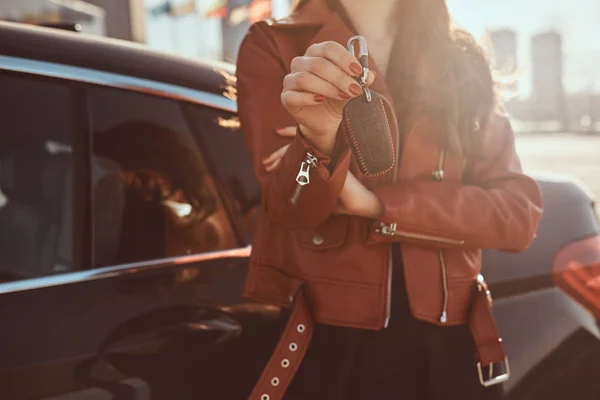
[271, 0, 391, 98]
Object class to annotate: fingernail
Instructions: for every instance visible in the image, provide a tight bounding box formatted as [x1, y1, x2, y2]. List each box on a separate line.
[350, 62, 362, 75]
[349, 83, 362, 96]
[339, 92, 351, 100]
[314, 95, 326, 102]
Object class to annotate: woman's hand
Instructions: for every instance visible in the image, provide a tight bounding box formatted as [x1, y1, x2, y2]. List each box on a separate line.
[281, 41, 375, 153]
[338, 172, 382, 218]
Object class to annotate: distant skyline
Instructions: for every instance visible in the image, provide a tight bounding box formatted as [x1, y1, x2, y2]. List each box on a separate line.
[142, 0, 600, 96]
[448, 0, 600, 96]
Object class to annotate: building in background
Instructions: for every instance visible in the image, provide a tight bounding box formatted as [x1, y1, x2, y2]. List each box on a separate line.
[530, 31, 568, 129]
[143, 0, 288, 62]
[0, 0, 107, 36]
[0, 0, 148, 42]
[488, 29, 518, 94]
[489, 29, 517, 73]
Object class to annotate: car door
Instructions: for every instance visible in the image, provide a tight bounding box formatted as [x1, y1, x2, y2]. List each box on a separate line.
[0, 63, 280, 400]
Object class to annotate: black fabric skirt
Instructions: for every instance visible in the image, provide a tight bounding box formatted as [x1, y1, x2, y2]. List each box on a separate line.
[283, 244, 504, 400]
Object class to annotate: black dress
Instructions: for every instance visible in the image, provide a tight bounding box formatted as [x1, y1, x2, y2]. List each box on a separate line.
[282, 244, 504, 400]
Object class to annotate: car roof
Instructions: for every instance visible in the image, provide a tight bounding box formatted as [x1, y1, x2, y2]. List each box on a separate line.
[0, 21, 236, 99]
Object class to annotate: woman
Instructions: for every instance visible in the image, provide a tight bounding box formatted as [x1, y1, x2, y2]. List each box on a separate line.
[236, 0, 543, 398]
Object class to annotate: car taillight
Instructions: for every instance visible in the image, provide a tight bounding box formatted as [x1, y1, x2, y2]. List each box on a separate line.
[553, 234, 600, 318]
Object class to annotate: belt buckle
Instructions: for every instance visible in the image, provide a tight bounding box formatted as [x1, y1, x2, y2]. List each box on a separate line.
[477, 357, 510, 387]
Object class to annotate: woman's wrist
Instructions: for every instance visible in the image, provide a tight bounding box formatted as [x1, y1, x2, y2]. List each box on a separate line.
[299, 124, 339, 156]
[339, 172, 383, 218]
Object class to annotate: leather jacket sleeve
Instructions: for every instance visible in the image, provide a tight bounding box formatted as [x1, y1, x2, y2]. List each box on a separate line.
[367, 115, 544, 252]
[236, 22, 351, 230]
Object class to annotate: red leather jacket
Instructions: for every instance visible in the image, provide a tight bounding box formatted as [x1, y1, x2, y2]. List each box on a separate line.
[236, 0, 543, 330]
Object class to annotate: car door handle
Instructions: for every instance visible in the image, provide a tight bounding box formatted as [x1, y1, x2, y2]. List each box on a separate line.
[97, 305, 242, 355]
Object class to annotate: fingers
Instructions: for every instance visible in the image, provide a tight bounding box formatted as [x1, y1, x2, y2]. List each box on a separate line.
[281, 90, 326, 109]
[265, 158, 281, 172]
[365, 70, 376, 87]
[305, 41, 364, 78]
[284, 70, 355, 101]
[263, 144, 290, 165]
[276, 126, 297, 137]
[290, 56, 360, 99]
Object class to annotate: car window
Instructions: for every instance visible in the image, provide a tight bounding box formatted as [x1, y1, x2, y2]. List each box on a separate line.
[0, 72, 79, 283]
[87, 86, 239, 267]
[182, 104, 261, 241]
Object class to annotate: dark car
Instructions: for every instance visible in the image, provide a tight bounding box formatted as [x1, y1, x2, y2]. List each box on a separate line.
[0, 21, 599, 400]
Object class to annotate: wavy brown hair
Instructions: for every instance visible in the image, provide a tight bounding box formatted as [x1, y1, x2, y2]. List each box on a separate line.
[295, 0, 499, 157]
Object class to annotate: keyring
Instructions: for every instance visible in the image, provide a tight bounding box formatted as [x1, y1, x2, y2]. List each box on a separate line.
[347, 35, 371, 102]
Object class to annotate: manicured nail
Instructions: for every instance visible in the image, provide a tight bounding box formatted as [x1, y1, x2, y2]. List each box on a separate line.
[314, 95, 326, 102]
[350, 62, 363, 75]
[349, 83, 362, 96]
[339, 92, 351, 100]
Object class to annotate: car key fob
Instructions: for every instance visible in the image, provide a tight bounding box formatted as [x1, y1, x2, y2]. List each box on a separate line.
[342, 36, 395, 177]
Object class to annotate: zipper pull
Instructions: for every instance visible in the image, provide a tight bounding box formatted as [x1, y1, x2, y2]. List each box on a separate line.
[376, 222, 397, 236]
[291, 152, 318, 205]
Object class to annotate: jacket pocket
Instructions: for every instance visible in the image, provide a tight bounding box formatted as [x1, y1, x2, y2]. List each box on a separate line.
[295, 214, 349, 251]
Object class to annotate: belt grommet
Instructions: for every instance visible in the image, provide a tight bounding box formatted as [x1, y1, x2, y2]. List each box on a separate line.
[261, 395, 270, 400]
[271, 377, 280, 386]
[281, 359, 290, 368]
[289, 342, 298, 351]
[297, 324, 305, 333]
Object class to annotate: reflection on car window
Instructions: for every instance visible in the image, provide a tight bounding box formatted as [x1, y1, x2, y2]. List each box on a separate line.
[0, 73, 77, 283]
[88, 87, 238, 267]
[182, 104, 261, 241]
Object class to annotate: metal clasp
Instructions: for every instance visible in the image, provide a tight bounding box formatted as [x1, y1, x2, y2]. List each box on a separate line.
[477, 357, 510, 387]
[347, 35, 371, 102]
[477, 274, 493, 305]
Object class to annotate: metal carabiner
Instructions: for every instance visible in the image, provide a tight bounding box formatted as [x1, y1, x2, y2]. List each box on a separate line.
[347, 35, 371, 102]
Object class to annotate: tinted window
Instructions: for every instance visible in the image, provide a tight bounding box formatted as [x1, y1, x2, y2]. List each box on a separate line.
[0, 72, 78, 282]
[182, 104, 260, 240]
[88, 87, 238, 267]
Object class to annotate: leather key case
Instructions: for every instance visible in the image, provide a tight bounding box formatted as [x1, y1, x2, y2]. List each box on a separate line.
[342, 91, 396, 177]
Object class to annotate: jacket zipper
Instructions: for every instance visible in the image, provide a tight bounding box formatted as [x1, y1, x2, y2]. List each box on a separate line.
[438, 250, 449, 323]
[377, 223, 465, 246]
[384, 246, 392, 328]
[435, 149, 448, 323]
[290, 152, 318, 205]
[381, 95, 401, 328]
[377, 140, 455, 324]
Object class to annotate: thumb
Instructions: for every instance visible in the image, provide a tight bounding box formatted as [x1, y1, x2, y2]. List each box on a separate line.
[365, 70, 377, 87]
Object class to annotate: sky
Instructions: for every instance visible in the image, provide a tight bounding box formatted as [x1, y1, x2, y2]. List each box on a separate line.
[447, 0, 600, 95]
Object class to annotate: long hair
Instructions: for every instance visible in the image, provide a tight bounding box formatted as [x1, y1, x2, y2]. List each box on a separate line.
[295, 0, 498, 157]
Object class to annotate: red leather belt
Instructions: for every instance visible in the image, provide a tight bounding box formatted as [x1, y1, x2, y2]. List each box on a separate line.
[249, 276, 508, 399]
[248, 287, 314, 400]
